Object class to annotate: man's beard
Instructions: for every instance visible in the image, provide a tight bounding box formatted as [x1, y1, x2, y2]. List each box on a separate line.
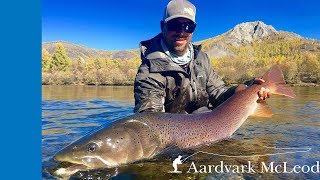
[170, 34, 189, 55]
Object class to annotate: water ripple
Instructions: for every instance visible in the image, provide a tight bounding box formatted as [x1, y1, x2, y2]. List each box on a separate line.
[42, 87, 320, 180]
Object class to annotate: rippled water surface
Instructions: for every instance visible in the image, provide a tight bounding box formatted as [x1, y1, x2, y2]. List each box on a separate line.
[42, 86, 320, 179]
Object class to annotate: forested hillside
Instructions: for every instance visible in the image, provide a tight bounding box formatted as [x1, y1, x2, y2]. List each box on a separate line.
[42, 21, 320, 85]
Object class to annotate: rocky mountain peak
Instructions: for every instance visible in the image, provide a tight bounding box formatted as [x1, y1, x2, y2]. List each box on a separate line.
[224, 21, 278, 46]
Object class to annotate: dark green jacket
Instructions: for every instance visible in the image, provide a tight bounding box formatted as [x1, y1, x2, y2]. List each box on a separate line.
[134, 34, 237, 114]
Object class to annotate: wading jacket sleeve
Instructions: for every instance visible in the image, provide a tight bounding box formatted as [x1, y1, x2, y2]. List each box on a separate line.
[134, 34, 236, 114]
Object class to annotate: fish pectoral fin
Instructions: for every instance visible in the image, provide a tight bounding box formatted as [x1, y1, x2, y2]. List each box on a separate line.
[250, 100, 273, 118]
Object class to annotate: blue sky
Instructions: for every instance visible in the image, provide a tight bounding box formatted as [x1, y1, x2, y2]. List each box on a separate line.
[42, 0, 320, 50]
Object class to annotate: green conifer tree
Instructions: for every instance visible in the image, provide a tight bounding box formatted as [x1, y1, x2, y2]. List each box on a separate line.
[52, 43, 71, 71]
[42, 48, 53, 72]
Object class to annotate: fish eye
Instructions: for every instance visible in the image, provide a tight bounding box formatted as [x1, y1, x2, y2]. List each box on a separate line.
[87, 143, 97, 153]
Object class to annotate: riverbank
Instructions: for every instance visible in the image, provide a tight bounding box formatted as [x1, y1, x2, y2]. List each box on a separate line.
[290, 83, 319, 87]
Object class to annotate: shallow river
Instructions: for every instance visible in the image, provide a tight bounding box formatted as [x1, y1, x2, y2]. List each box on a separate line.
[42, 85, 320, 179]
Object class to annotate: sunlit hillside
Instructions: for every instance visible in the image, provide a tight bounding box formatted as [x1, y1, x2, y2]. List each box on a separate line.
[42, 21, 320, 85]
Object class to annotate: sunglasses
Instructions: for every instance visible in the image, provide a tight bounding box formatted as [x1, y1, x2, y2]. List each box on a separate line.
[165, 20, 196, 33]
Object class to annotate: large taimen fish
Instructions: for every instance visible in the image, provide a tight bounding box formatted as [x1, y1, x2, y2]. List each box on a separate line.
[53, 65, 295, 176]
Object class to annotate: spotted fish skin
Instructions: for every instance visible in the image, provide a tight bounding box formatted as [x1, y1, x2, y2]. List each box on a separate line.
[54, 65, 295, 170]
[137, 86, 266, 149]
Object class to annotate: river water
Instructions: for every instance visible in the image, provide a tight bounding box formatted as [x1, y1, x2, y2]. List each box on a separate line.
[42, 85, 320, 179]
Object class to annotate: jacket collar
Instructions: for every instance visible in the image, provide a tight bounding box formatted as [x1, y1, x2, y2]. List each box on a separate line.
[139, 33, 202, 74]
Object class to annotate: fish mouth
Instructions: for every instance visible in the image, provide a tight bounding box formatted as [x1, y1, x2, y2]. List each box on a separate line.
[50, 162, 88, 178]
[54, 155, 115, 169]
[54, 153, 91, 168]
[51, 157, 116, 178]
[82, 155, 116, 168]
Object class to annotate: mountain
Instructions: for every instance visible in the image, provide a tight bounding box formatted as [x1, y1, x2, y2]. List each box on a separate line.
[197, 21, 312, 59]
[223, 21, 279, 46]
[42, 21, 320, 85]
[42, 41, 139, 60]
[42, 21, 319, 61]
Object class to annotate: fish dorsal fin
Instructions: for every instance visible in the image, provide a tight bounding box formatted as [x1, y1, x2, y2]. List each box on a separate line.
[251, 100, 273, 118]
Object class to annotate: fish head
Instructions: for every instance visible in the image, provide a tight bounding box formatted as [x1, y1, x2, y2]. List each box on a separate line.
[54, 121, 160, 169]
[54, 126, 133, 168]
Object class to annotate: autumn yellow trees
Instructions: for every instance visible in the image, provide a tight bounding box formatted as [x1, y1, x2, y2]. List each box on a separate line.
[42, 43, 141, 85]
[42, 38, 320, 85]
[211, 35, 320, 85]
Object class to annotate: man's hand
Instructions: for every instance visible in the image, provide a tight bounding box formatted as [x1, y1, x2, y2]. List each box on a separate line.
[253, 78, 271, 100]
[236, 78, 272, 100]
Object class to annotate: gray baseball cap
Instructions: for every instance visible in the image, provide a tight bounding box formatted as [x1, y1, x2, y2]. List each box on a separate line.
[163, 0, 196, 23]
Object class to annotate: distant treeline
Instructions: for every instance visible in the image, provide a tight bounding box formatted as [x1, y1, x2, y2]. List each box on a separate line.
[211, 35, 320, 85]
[42, 38, 320, 85]
[42, 43, 141, 85]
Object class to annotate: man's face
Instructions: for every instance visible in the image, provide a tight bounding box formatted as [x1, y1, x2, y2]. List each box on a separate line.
[162, 18, 196, 56]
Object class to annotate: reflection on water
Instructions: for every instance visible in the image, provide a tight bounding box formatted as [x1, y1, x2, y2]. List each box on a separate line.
[42, 85, 134, 101]
[42, 86, 320, 179]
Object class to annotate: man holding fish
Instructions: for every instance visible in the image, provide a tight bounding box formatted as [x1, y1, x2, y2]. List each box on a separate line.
[134, 0, 271, 114]
[53, 0, 298, 178]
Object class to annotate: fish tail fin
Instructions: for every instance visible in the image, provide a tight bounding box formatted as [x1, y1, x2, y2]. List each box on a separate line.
[262, 64, 296, 98]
